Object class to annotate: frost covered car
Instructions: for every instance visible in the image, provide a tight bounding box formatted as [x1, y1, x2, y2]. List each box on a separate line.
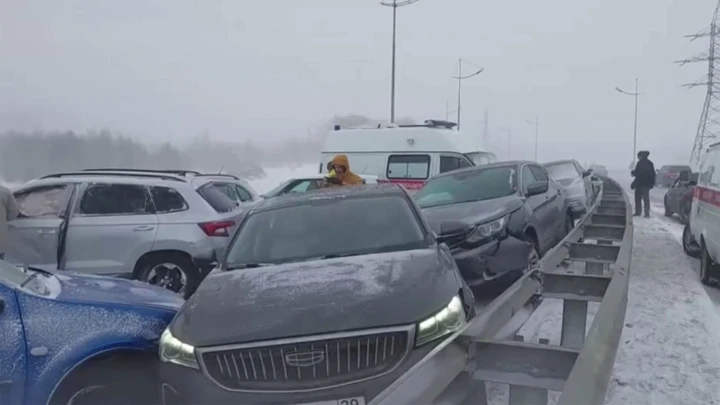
[664, 170, 697, 224]
[260, 174, 378, 198]
[0, 258, 183, 405]
[543, 159, 595, 216]
[415, 162, 574, 292]
[656, 165, 692, 188]
[158, 184, 475, 405]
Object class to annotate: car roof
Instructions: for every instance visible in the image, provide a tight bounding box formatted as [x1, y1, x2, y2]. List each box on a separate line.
[429, 160, 531, 180]
[18, 174, 193, 191]
[252, 184, 406, 212]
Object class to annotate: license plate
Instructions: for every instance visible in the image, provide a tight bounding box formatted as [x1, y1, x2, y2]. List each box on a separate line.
[300, 397, 365, 405]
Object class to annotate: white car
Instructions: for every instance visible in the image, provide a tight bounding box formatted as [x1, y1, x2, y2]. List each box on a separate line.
[261, 174, 378, 198]
[543, 159, 595, 217]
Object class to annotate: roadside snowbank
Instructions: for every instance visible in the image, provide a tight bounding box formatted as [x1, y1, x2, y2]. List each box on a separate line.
[604, 215, 720, 405]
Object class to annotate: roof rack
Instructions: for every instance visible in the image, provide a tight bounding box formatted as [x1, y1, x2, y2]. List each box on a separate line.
[194, 173, 240, 180]
[83, 168, 202, 176]
[41, 171, 186, 182]
[333, 119, 457, 131]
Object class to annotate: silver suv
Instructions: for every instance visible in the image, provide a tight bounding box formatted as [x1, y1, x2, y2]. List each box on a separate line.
[5, 169, 256, 297]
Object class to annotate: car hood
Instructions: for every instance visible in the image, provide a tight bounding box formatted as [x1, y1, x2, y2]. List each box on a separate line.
[421, 195, 523, 234]
[53, 272, 185, 312]
[171, 248, 459, 347]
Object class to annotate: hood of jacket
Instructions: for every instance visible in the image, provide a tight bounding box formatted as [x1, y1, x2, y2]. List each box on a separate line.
[331, 154, 364, 185]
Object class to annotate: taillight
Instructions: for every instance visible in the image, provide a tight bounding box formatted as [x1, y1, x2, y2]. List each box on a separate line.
[199, 221, 235, 237]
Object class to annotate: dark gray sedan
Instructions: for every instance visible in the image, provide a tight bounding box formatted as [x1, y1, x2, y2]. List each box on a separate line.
[414, 161, 573, 292]
[158, 184, 475, 405]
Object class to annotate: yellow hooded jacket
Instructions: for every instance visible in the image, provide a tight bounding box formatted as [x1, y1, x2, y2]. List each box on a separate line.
[328, 154, 364, 186]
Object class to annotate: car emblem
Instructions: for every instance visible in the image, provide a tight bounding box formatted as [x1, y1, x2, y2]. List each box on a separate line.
[284, 351, 325, 367]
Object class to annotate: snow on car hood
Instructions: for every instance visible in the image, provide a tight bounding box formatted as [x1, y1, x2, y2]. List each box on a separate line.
[171, 248, 460, 347]
[53, 272, 185, 312]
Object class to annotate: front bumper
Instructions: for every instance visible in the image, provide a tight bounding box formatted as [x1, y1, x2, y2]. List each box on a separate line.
[450, 235, 534, 289]
[159, 342, 438, 405]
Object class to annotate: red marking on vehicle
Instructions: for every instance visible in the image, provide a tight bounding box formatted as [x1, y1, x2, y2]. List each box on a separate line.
[377, 179, 426, 190]
[694, 186, 720, 207]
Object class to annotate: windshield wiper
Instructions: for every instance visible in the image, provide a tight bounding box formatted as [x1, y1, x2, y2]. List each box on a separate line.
[20, 272, 40, 288]
[320, 253, 364, 259]
[225, 263, 271, 270]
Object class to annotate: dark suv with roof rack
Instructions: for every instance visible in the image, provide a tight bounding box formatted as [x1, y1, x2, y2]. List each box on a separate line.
[5, 169, 256, 297]
[158, 184, 476, 404]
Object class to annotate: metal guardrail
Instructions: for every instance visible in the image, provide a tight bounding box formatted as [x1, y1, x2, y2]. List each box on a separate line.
[370, 175, 633, 405]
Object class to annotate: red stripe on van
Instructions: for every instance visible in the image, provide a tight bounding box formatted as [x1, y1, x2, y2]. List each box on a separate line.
[377, 179, 426, 190]
[694, 186, 720, 207]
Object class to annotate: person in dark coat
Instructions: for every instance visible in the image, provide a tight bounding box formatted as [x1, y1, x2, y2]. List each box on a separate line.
[630, 150, 655, 217]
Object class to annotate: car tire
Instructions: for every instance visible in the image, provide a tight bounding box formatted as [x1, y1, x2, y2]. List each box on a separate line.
[136, 253, 198, 297]
[700, 240, 716, 286]
[50, 353, 156, 405]
[683, 225, 701, 258]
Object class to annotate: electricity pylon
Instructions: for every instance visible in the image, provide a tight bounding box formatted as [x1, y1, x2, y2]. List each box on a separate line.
[676, 1, 720, 168]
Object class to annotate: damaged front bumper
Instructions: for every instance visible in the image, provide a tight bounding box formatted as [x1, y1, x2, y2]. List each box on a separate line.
[450, 235, 534, 289]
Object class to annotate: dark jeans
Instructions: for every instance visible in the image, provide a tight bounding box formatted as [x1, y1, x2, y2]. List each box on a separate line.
[634, 186, 650, 216]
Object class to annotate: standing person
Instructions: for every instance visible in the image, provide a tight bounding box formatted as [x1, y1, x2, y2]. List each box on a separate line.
[0, 184, 19, 260]
[630, 150, 655, 218]
[325, 154, 364, 186]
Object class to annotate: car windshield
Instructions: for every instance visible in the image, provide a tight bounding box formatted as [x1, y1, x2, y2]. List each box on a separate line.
[0, 259, 53, 296]
[661, 166, 691, 173]
[414, 166, 516, 209]
[465, 152, 495, 166]
[0, 259, 30, 287]
[544, 162, 580, 181]
[224, 195, 427, 267]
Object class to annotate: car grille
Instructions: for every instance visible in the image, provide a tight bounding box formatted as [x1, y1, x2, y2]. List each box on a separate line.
[200, 329, 411, 391]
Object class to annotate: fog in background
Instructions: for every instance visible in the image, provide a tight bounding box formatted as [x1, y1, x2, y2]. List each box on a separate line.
[0, 0, 715, 182]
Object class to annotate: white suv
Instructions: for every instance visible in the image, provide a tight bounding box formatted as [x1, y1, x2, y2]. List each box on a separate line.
[6, 169, 255, 297]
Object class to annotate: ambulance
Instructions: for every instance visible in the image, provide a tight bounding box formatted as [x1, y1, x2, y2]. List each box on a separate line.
[319, 119, 496, 191]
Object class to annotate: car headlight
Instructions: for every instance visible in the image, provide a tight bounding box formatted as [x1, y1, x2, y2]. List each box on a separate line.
[465, 216, 508, 244]
[159, 328, 199, 370]
[416, 295, 466, 347]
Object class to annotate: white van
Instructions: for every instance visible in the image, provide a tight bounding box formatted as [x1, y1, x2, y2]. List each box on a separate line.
[319, 120, 496, 191]
[685, 141, 720, 284]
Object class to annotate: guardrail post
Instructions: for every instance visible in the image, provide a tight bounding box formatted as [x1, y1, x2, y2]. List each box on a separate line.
[507, 335, 549, 405]
[561, 299, 587, 349]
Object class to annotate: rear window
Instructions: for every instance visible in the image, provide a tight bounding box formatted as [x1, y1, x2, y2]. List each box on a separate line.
[544, 162, 580, 181]
[197, 184, 238, 213]
[151, 186, 188, 213]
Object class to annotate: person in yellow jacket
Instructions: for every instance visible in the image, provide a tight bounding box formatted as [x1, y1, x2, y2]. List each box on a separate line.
[325, 154, 364, 186]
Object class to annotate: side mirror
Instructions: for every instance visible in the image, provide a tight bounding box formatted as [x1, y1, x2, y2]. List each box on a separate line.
[582, 170, 592, 178]
[678, 170, 690, 182]
[436, 221, 468, 242]
[526, 181, 549, 196]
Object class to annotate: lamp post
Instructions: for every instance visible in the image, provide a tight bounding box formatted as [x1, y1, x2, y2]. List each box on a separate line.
[380, 0, 421, 123]
[452, 58, 484, 130]
[615, 78, 641, 166]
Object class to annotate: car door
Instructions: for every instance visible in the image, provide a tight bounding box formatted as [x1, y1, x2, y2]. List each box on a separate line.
[0, 282, 27, 404]
[530, 164, 565, 243]
[7, 183, 75, 268]
[63, 183, 159, 276]
[521, 165, 554, 251]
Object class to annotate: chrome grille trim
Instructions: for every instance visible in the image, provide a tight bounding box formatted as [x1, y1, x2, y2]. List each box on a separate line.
[196, 324, 415, 393]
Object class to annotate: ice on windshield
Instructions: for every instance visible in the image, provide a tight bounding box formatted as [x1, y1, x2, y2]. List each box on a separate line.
[414, 166, 516, 209]
[545, 163, 580, 181]
[224, 195, 427, 266]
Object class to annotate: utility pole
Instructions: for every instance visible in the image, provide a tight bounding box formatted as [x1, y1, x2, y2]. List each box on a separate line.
[451, 58, 484, 130]
[525, 116, 539, 161]
[380, 0, 420, 123]
[615, 79, 641, 166]
[676, 0, 720, 168]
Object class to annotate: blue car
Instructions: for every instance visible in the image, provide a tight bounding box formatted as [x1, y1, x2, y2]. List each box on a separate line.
[0, 258, 184, 405]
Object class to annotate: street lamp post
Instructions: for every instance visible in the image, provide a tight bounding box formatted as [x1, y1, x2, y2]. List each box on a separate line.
[525, 116, 539, 161]
[452, 58, 484, 130]
[380, 0, 420, 123]
[615, 78, 641, 166]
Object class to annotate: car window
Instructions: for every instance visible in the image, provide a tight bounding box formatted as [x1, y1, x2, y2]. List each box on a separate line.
[234, 185, 254, 202]
[529, 165, 549, 182]
[287, 180, 313, 194]
[210, 183, 240, 203]
[415, 166, 517, 208]
[224, 195, 427, 266]
[521, 166, 537, 193]
[387, 155, 430, 179]
[465, 152, 496, 165]
[80, 184, 154, 216]
[14, 185, 72, 218]
[440, 155, 473, 173]
[151, 186, 188, 213]
[544, 163, 579, 181]
[197, 184, 238, 213]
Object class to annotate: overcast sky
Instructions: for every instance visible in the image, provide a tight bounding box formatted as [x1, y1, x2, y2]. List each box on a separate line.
[0, 0, 714, 168]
